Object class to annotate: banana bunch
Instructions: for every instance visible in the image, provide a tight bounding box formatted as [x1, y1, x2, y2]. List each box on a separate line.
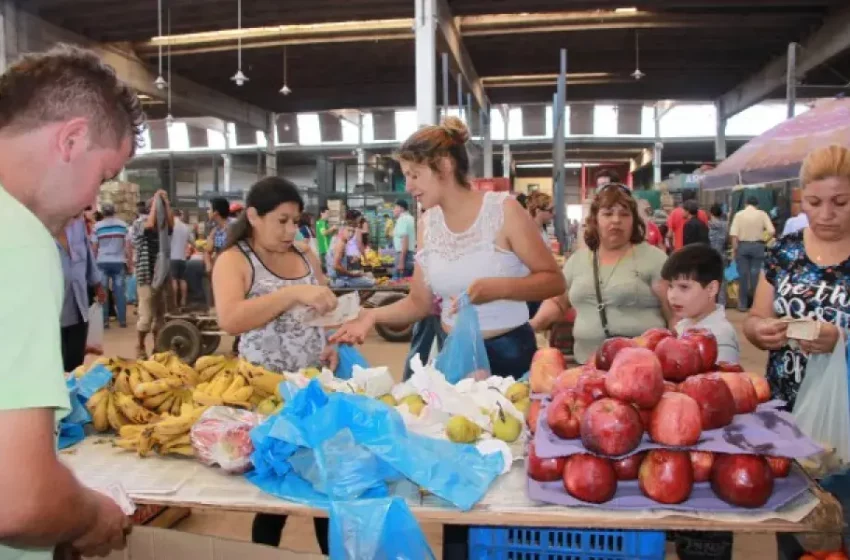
[193, 372, 254, 407]
[114, 402, 207, 458]
[236, 360, 286, 400]
[87, 389, 159, 433]
[360, 249, 383, 268]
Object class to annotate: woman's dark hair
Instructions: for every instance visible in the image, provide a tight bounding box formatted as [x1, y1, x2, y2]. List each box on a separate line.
[298, 212, 313, 228]
[583, 185, 645, 251]
[683, 200, 700, 216]
[661, 243, 723, 287]
[710, 203, 724, 218]
[595, 168, 621, 185]
[396, 116, 471, 187]
[210, 197, 231, 220]
[224, 177, 304, 250]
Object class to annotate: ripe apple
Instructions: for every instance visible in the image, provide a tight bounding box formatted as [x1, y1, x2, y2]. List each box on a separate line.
[613, 452, 646, 481]
[605, 348, 665, 409]
[663, 381, 679, 393]
[679, 374, 737, 430]
[649, 392, 703, 446]
[635, 328, 675, 351]
[580, 398, 644, 457]
[655, 337, 702, 382]
[743, 372, 772, 404]
[680, 328, 719, 373]
[577, 371, 609, 401]
[530, 348, 566, 394]
[551, 367, 587, 396]
[527, 399, 542, 435]
[690, 450, 715, 483]
[596, 337, 638, 371]
[563, 454, 618, 504]
[711, 454, 775, 508]
[713, 373, 759, 415]
[527, 442, 566, 482]
[547, 389, 594, 439]
[639, 449, 694, 504]
[633, 404, 652, 430]
[765, 455, 792, 479]
[715, 361, 744, 373]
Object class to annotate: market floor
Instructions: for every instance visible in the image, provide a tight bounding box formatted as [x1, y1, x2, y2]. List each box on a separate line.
[95, 309, 777, 559]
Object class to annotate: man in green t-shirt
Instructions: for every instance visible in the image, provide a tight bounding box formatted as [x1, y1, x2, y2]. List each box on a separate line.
[315, 205, 336, 265]
[0, 45, 143, 559]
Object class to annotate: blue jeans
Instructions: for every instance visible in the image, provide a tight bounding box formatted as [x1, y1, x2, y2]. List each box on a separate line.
[98, 262, 126, 327]
[735, 241, 765, 310]
[394, 252, 415, 279]
[329, 275, 375, 289]
[484, 323, 538, 378]
[403, 315, 446, 380]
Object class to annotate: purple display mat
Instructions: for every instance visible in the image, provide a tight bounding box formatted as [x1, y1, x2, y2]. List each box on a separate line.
[534, 399, 823, 460]
[527, 466, 811, 512]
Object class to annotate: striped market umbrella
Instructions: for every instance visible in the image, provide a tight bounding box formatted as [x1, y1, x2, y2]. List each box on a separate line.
[702, 98, 850, 190]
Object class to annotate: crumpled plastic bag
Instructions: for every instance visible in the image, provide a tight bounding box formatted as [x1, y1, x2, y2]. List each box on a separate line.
[434, 293, 491, 384]
[335, 345, 370, 381]
[190, 406, 263, 474]
[58, 364, 114, 449]
[329, 497, 435, 560]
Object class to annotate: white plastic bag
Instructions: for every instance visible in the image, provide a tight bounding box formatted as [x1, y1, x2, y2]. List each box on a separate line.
[85, 303, 104, 356]
[792, 331, 850, 467]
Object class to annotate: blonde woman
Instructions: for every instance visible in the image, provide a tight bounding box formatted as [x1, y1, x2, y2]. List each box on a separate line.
[744, 145, 850, 409]
[526, 191, 554, 244]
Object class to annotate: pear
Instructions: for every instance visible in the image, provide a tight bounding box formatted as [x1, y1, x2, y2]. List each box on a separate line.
[302, 367, 321, 379]
[491, 404, 522, 443]
[257, 395, 284, 416]
[505, 382, 530, 403]
[446, 415, 482, 443]
[400, 395, 426, 416]
[378, 394, 397, 406]
[514, 397, 531, 416]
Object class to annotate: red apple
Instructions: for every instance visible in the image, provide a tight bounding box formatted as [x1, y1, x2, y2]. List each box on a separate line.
[743, 372, 771, 404]
[655, 337, 702, 382]
[580, 398, 644, 457]
[563, 454, 618, 503]
[633, 404, 652, 430]
[551, 367, 586, 396]
[635, 328, 675, 351]
[527, 442, 566, 482]
[613, 452, 646, 481]
[530, 348, 566, 394]
[681, 328, 719, 373]
[547, 389, 593, 439]
[679, 374, 737, 430]
[714, 373, 759, 415]
[715, 361, 744, 373]
[649, 392, 703, 447]
[765, 456, 792, 479]
[690, 450, 715, 483]
[596, 337, 638, 371]
[663, 381, 679, 393]
[605, 347, 665, 409]
[639, 449, 694, 504]
[527, 400, 542, 434]
[577, 371, 608, 401]
[711, 454, 774, 508]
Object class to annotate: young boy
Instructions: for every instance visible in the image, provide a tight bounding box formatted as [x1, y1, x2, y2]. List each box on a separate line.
[662, 243, 740, 364]
[682, 200, 710, 247]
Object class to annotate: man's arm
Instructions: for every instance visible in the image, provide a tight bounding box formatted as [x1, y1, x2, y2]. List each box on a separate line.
[764, 212, 776, 237]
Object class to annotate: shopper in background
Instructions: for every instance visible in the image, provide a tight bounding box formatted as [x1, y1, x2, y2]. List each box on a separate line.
[205, 197, 231, 273]
[211, 177, 337, 555]
[383, 213, 394, 249]
[527, 191, 554, 244]
[667, 190, 709, 251]
[170, 209, 194, 310]
[782, 200, 809, 236]
[344, 209, 365, 266]
[326, 219, 377, 289]
[229, 201, 244, 221]
[638, 199, 664, 250]
[730, 195, 775, 311]
[745, 145, 850, 409]
[531, 184, 671, 365]
[0, 44, 141, 559]
[92, 203, 130, 328]
[315, 205, 336, 267]
[359, 215, 371, 250]
[682, 200, 710, 246]
[708, 203, 730, 306]
[392, 199, 416, 278]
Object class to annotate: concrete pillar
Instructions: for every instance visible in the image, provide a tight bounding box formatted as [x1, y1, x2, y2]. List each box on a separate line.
[265, 113, 277, 177]
[415, 0, 438, 127]
[356, 113, 366, 186]
[714, 99, 727, 161]
[502, 105, 511, 179]
[222, 154, 232, 192]
[786, 42, 798, 119]
[653, 105, 663, 186]
[482, 107, 493, 178]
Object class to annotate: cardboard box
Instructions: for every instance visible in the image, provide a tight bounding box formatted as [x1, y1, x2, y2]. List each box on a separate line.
[95, 526, 325, 560]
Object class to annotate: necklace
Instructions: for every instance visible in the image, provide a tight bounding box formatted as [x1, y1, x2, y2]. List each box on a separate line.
[596, 246, 633, 289]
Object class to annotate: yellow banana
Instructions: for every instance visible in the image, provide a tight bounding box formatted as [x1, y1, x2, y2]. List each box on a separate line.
[224, 386, 254, 405]
[195, 354, 225, 371]
[161, 433, 191, 448]
[246, 371, 286, 398]
[170, 394, 184, 416]
[249, 393, 265, 407]
[164, 444, 194, 457]
[152, 414, 195, 437]
[128, 367, 144, 393]
[119, 424, 147, 439]
[93, 356, 111, 367]
[172, 362, 199, 385]
[137, 428, 155, 457]
[114, 437, 140, 452]
[140, 360, 171, 380]
[113, 371, 132, 395]
[156, 394, 177, 414]
[142, 391, 172, 410]
[208, 373, 232, 398]
[195, 382, 210, 393]
[87, 390, 110, 432]
[138, 365, 155, 384]
[132, 378, 182, 399]
[86, 388, 109, 411]
[222, 375, 246, 399]
[193, 391, 224, 406]
[114, 393, 158, 424]
[151, 351, 172, 365]
[106, 395, 130, 431]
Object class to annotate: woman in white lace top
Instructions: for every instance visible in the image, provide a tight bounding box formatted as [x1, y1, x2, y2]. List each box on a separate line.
[332, 117, 565, 379]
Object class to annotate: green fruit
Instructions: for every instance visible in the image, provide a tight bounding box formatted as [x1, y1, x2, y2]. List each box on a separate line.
[446, 415, 482, 443]
[257, 396, 283, 416]
[505, 382, 530, 403]
[491, 404, 522, 443]
[303, 367, 322, 379]
[378, 394, 397, 406]
[400, 395, 426, 416]
[514, 397, 531, 416]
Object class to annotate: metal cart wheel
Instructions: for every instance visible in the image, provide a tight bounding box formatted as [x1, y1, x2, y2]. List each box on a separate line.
[372, 292, 413, 343]
[156, 319, 203, 364]
[200, 335, 221, 356]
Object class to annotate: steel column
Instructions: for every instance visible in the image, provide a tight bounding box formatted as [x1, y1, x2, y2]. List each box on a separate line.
[482, 103, 493, 178]
[441, 52, 449, 118]
[653, 104, 663, 185]
[553, 48, 567, 255]
[714, 99, 727, 161]
[415, 0, 438, 127]
[265, 113, 277, 177]
[786, 42, 798, 119]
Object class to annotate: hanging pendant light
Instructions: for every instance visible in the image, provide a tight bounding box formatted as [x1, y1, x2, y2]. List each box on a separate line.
[154, 0, 167, 89]
[631, 30, 645, 81]
[279, 46, 292, 95]
[231, 0, 248, 86]
[165, 6, 174, 126]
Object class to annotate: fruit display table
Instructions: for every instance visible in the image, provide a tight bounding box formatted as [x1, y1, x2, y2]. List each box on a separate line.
[61, 438, 845, 549]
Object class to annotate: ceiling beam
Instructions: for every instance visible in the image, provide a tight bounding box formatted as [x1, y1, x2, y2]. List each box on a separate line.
[719, 3, 850, 119]
[434, 0, 488, 111]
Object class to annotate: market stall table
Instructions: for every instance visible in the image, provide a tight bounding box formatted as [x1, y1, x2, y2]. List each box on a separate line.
[61, 438, 845, 550]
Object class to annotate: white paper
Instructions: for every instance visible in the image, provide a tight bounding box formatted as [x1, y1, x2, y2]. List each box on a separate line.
[302, 292, 361, 327]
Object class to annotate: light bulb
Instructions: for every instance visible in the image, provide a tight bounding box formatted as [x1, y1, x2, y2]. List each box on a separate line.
[631, 68, 645, 80]
[280, 84, 292, 96]
[154, 75, 168, 90]
[231, 70, 249, 86]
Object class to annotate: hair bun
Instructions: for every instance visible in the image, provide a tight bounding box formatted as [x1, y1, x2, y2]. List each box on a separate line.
[441, 116, 470, 145]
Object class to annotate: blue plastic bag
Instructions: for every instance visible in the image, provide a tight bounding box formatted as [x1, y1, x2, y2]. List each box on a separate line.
[724, 262, 739, 282]
[434, 294, 491, 384]
[335, 344, 369, 380]
[329, 498, 435, 560]
[58, 364, 113, 450]
[126, 274, 138, 305]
